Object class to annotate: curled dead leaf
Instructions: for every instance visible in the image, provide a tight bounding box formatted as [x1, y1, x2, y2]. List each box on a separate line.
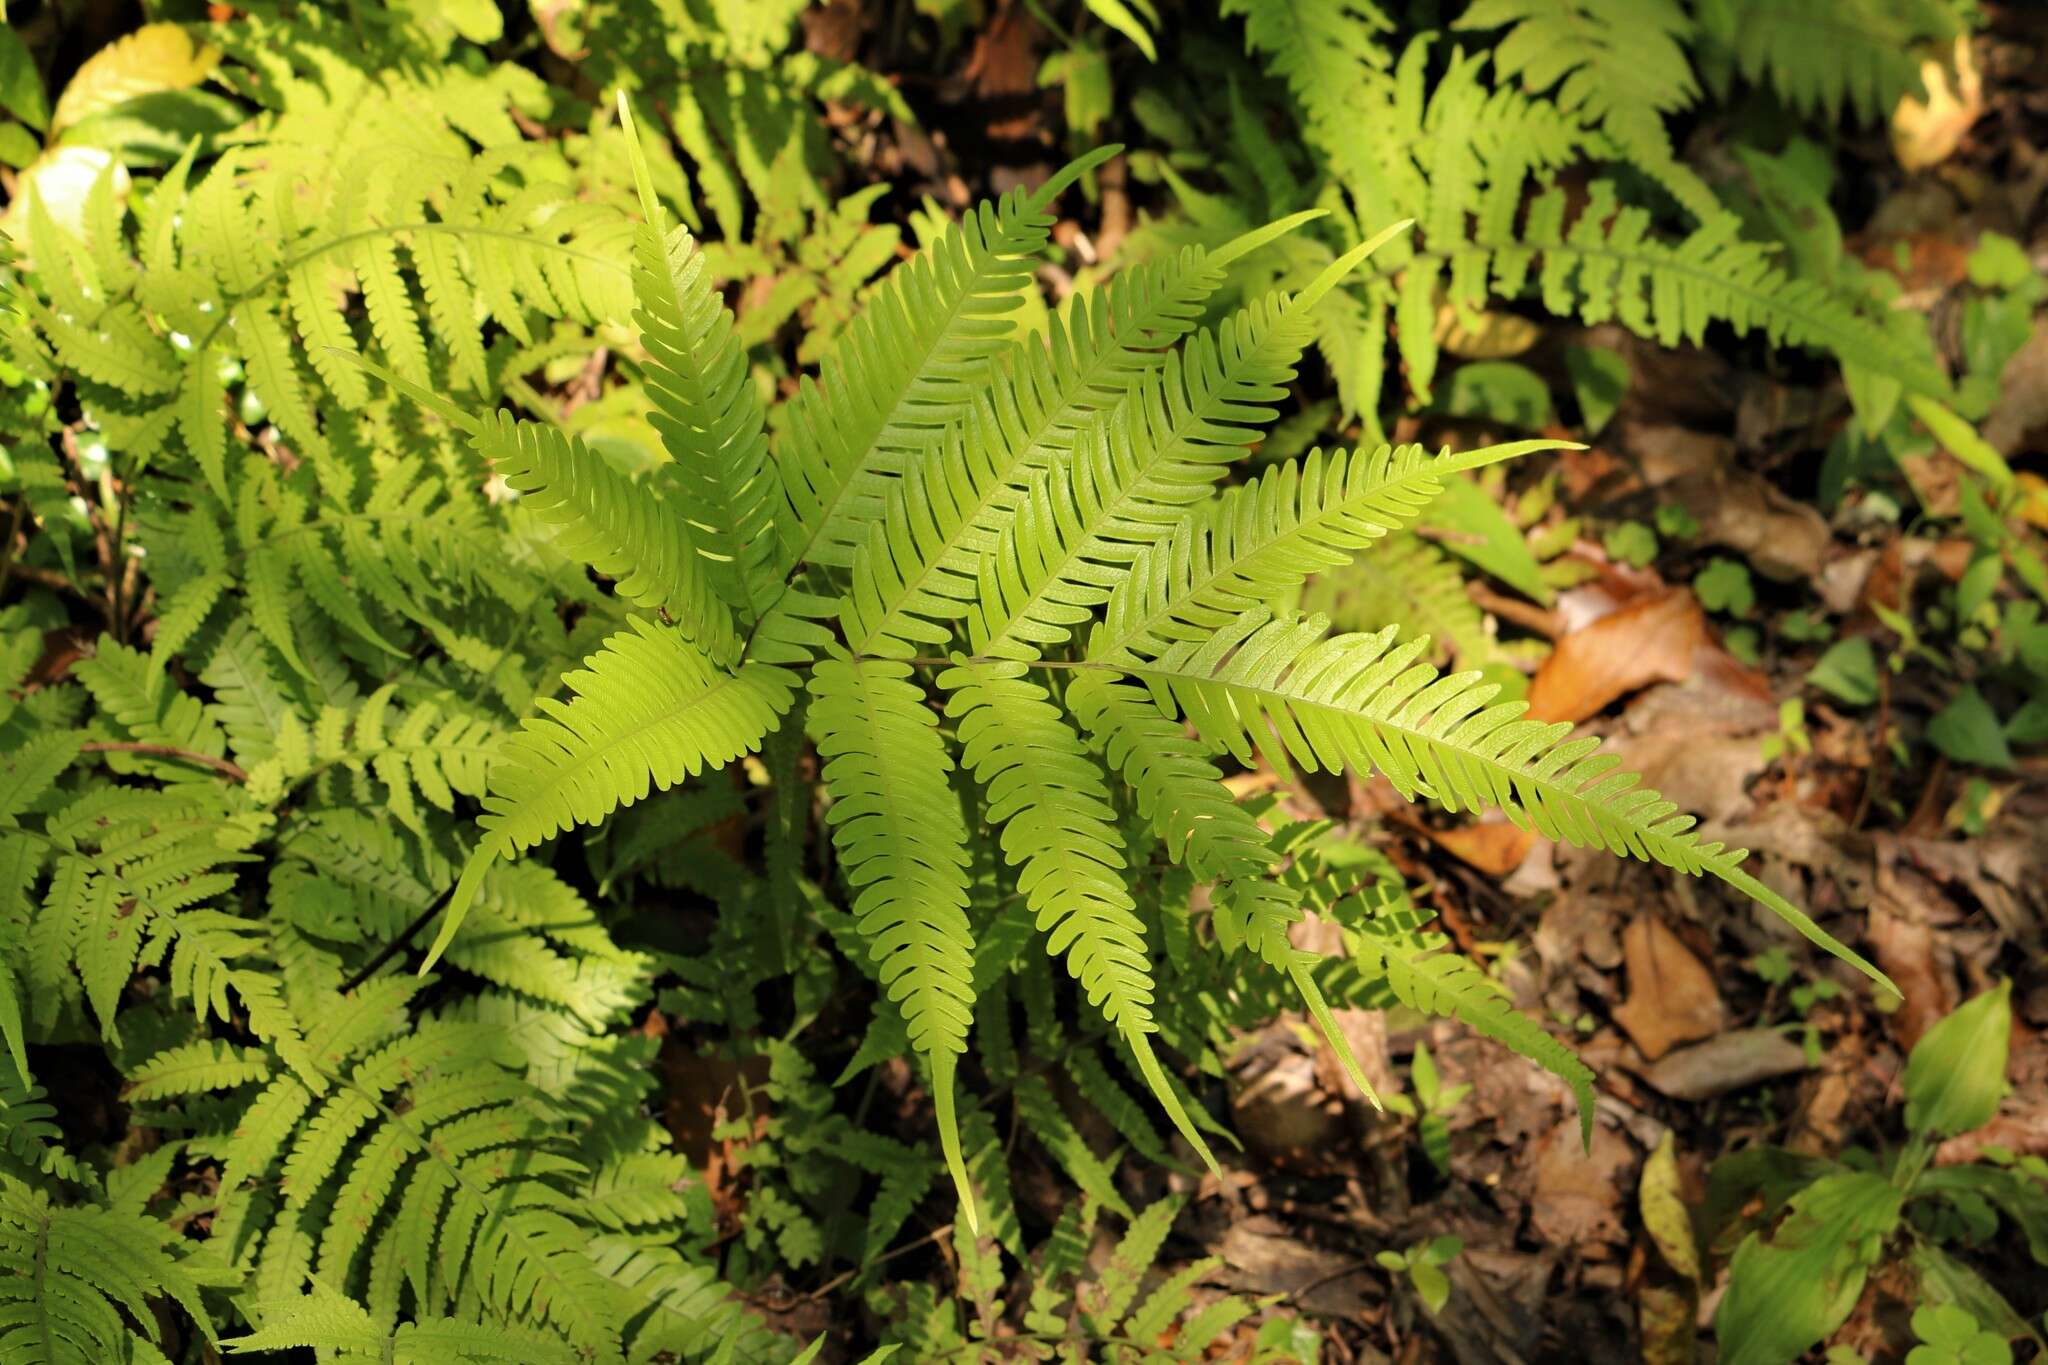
[1612, 918, 1724, 1063]
[1527, 588, 1706, 725]
[1638, 1133, 1700, 1281]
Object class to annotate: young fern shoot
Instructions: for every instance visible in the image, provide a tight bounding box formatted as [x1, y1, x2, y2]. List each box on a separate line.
[356, 92, 1897, 1229]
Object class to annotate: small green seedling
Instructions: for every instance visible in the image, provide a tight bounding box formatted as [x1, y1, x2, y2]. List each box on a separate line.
[1383, 1041, 1472, 1175]
[1377, 1235, 1463, 1314]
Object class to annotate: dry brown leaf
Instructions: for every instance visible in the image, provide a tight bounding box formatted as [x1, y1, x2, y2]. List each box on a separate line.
[1527, 588, 1706, 724]
[1892, 35, 1984, 173]
[1430, 820, 1538, 875]
[1529, 1119, 1633, 1246]
[1209, 1220, 1375, 1316]
[1639, 1029, 1806, 1101]
[1612, 919, 1724, 1062]
[1986, 327, 2048, 459]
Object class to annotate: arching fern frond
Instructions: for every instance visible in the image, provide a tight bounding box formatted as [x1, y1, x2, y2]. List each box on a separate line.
[1108, 612, 1894, 995]
[1455, 0, 1716, 218]
[1697, 0, 1966, 124]
[621, 95, 784, 624]
[968, 225, 1410, 659]
[806, 655, 978, 1223]
[356, 365, 740, 667]
[1348, 895, 1597, 1138]
[432, 620, 794, 968]
[938, 660, 1219, 1175]
[226, 1287, 580, 1363]
[1088, 439, 1558, 663]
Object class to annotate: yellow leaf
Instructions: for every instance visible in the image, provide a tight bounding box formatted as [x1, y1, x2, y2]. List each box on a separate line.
[1436, 301, 1542, 359]
[2017, 472, 2048, 532]
[1639, 1132, 1701, 1282]
[1892, 34, 1983, 174]
[50, 23, 219, 137]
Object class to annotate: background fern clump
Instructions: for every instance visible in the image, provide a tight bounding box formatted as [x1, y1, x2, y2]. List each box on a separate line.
[2, 0, 2036, 1360]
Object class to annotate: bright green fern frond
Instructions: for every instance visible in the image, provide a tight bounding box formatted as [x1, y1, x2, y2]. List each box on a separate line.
[774, 147, 1118, 573]
[1088, 438, 1558, 662]
[360, 362, 740, 664]
[1065, 672, 1274, 886]
[1699, 0, 1966, 124]
[1296, 529, 1502, 668]
[0, 1180, 216, 1365]
[621, 95, 784, 623]
[1456, 0, 1716, 218]
[1349, 901, 1596, 1139]
[1115, 612, 1896, 996]
[969, 226, 1408, 659]
[806, 655, 977, 1223]
[430, 620, 792, 969]
[227, 1287, 580, 1363]
[938, 659, 1220, 1175]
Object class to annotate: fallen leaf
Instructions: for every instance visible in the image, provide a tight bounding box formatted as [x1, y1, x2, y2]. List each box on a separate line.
[1228, 1021, 1346, 1161]
[1869, 864, 1956, 1049]
[1638, 1282, 1699, 1365]
[1638, 1029, 1806, 1101]
[1639, 1133, 1701, 1281]
[1892, 34, 1984, 173]
[1527, 588, 1706, 724]
[1437, 302, 1542, 359]
[1612, 919, 1725, 1062]
[1209, 1219, 1375, 1316]
[1985, 326, 2048, 459]
[1430, 820, 1537, 875]
[1529, 1118, 1633, 1246]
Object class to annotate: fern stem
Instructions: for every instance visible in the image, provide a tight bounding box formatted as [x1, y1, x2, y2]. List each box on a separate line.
[337, 880, 459, 994]
[78, 741, 249, 783]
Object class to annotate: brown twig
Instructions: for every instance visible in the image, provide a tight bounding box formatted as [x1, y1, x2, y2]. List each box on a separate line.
[78, 741, 250, 783]
[1466, 582, 1558, 638]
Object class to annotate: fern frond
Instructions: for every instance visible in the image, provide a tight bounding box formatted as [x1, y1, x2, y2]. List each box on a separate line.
[1108, 613, 1895, 997]
[1297, 529, 1500, 668]
[431, 620, 793, 968]
[1456, 0, 1716, 218]
[1700, 0, 1965, 123]
[358, 362, 739, 664]
[227, 1287, 582, 1362]
[939, 659, 1218, 1174]
[838, 215, 1324, 659]
[1349, 899, 1596, 1138]
[774, 147, 1118, 573]
[807, 655, 978, 1223]
[1089, 439, 1557, 663]
[969, 227, 1408, 659]
[620, 95, 784, 624]
[0, 1181, 216, 1365]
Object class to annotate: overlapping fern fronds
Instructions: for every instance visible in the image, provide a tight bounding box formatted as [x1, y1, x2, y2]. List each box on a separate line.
[348, 93, 1900, 1238]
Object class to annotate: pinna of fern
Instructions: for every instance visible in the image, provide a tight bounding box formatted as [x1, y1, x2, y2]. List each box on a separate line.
[354, 92, 1898, 1232]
